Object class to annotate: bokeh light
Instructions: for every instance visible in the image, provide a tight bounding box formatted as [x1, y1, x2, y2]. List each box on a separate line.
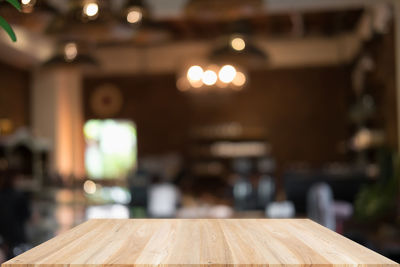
[219, 65, 236, 83]
[187, 65, 203, 82]
[202, 70, 218, 86]
[231, 37, 246, 51]
[182, 64, 246, 91]
[83, 2, 99, 17]
[232, 71, 246, 87]
[83, 180, 97, 194]
[64, 43, 78, 62]
[127, 8, 143, 24]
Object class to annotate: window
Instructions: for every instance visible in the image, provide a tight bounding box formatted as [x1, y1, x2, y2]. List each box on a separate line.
[84, 119, 137, 179]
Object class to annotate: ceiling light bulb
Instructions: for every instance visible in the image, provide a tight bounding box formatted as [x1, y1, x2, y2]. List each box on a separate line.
[232, 71, 246, 87]
[219, 65, 236, 83]
[84, 2, 99, 17]
[231, 37, 246, 51]
[202, 70, 217, 86]
[64, 42, 78, 62]
[127, 8, 143, 24]
[187, 65, 203, 82]
[21, 0, 36, 13]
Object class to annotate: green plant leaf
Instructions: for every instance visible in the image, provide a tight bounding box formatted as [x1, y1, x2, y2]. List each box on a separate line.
[0, 15, 16, 42]
[5, 0, 21, 11]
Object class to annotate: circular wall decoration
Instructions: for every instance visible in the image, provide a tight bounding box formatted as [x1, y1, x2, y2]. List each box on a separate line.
[90, 84, 123, 118]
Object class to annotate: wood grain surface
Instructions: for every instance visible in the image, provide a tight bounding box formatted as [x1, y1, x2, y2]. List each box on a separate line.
[3, 219, 398, 267]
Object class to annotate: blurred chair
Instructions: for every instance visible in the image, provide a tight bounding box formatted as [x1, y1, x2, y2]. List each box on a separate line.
[233, 158, 255, 210]
[129, 169, 149, 217]
[333, 201, 353, 234]
[257, 175, 275, 209]
[148, 178, 180, 218]
[284, 169, 369, 215]
[265, 201, 295, 218]
[307, 182, 336, 231]
[233, 177, 253, 211]
[257, 158, 275, 210]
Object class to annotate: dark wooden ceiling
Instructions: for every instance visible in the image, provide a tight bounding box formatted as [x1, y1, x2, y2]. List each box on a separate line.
[0, 0, 364, 47]
[163, 9, 364, 41]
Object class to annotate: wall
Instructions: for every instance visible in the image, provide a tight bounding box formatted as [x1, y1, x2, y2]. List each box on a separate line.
[369, 28, 398, 149]
[84, 66, 352, 179]
[0, 61, 30, 133]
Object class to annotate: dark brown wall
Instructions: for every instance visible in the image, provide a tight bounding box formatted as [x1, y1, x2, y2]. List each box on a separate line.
[84, 66, 351, 176]
[0, 61, 30, 132]
[369, 28, 398, 149]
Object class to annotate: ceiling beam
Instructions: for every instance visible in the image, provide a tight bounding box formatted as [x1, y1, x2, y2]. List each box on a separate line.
[146, 0, 389, 20]
[264, 0, 391, 13]
[0, 25, 55, 69]
[0, 0, 390, 71]
[85, 33, 361, 76]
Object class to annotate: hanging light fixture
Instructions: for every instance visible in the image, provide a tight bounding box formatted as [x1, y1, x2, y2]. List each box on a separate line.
[232, 71, 246, 87]
[127, 7, 143, 24]
[202, 69, 218, 86]
[218, 65, 237, 83]
[124, 0, 147, 25]
[210, 34, 268, 68]
[211, 20, 268, 67]
[43, 41, 99, 67]
[82, 0, 99, 20]
[177, 63, 247, 93]
[230, 36, 246, 51]
[21, 0, 36, 13]
[177, 21, 263, 93]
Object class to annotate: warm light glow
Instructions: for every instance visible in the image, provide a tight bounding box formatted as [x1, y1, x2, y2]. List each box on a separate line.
[232, 71, 246, 87]
[187, 65, 203, 82]
[21, 0, 35, 13]
[181, 63, 246, 92]
[231, 37, 245, 51]
[64, 42, 78, 62]
[190, 79, 203, 88]
[218, 65, 236, 83]
[127, 8, 143, 24]
[83, 180, 97, 194]
[83, 2, 99, 17]
[211, 141, 268, 157]
[177, 77, 190, 91]
[202, 70, 218, 86]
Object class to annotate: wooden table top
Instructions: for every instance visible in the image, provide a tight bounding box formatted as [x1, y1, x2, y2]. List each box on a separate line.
[3, 219, 398, 267]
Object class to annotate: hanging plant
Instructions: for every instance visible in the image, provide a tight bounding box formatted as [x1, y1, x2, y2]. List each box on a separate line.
[0, 0, 21, 42]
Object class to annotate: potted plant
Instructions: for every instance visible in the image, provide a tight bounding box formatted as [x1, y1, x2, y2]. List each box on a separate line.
[0, 0, 21, 42]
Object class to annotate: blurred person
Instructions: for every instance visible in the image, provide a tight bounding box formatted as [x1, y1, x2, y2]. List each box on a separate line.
[128, 168, 150, 217]
[257, 175, 275, 209]
[232, 158, 254, 210]
[0, 169, 31, 259]
[257, 158, 275, 209]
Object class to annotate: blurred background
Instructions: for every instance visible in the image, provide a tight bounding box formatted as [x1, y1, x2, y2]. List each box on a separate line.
[0, 0, 399, 263]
